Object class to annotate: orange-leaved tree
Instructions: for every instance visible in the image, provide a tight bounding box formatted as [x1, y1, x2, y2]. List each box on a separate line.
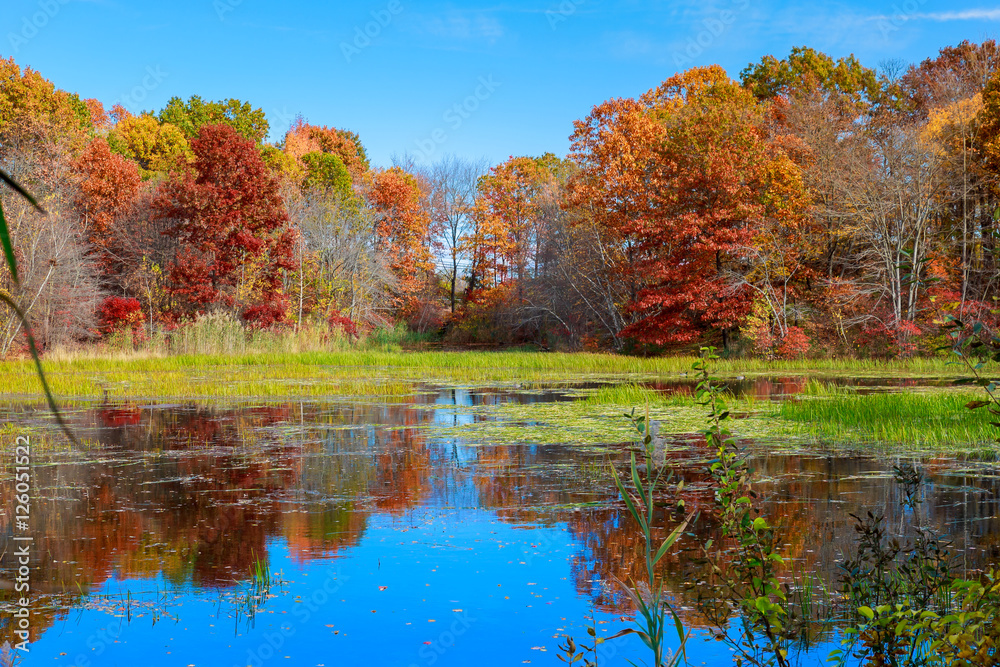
[367, 167, 434, 317]
[467, 157, 542, 291]
[73, 136, 142, 264]
[571, 65, 809, 349]
[284, 118, 370, 180]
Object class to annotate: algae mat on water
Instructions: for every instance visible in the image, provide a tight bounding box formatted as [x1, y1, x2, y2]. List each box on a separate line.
[418, 383, 1000, 453]
[417, 399, 794, 449]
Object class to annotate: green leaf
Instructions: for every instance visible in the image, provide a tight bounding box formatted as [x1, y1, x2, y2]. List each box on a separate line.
[859, 605, 875, 620]
[630, 453, 648, 512]
[0, 169, 44, 213]
[0, 202, 18, 284]
[611, 460, 643, 527]
[653, 511, 694, 566]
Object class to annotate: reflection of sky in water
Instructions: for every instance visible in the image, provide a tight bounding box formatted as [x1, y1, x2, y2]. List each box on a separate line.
[432, 388, 477, 428]
[1, 381, 997, 666]
[28, 513, 761, 667]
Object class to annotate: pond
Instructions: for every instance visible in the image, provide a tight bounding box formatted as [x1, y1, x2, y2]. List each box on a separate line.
[1, 380, 998, 666]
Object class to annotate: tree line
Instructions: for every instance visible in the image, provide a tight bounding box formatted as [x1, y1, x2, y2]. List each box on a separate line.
[2, 40, 999, 357]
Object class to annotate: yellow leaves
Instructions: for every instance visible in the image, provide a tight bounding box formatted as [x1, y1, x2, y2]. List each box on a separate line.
[109, 114, 192, 179]
[233, 250, 274, 304]
[260, 145, 302, 180]
[979, 71, 1000, 173]
[468, 156, 557, 287]
[921, 93, 983, 156]
[642, 65, 745, 114]
[0, 56, 91, 144]
[951, 94, 984, 126]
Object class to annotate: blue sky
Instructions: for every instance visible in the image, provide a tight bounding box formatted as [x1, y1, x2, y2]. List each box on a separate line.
[2, 0, 997, 168]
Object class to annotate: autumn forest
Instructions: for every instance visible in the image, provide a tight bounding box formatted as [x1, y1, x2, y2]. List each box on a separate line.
[13, 15, 1000, 665]
[3, 40, 1000, 359]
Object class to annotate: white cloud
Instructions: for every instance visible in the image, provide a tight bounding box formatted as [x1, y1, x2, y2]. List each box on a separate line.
[869, 8, 1000, 21]
[417, 11, 506, 43]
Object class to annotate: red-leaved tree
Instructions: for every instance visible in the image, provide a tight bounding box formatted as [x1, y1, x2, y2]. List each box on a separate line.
[571, 66, 809, 348]
[98, 296, 144, 345]
[154, 124, 295, 325]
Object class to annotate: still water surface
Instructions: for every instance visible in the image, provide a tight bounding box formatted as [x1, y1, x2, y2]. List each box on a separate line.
[1, 381, 999, 666]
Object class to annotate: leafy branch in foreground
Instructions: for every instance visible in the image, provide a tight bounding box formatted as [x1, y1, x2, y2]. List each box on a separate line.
[825, 318, 1000, 667]
[695, 346, 793, 667]
[561, 405, 693, 667]
[943, 317, 1000, 434]
[609, 406, 695, 667]
[0, 168, 77, 444]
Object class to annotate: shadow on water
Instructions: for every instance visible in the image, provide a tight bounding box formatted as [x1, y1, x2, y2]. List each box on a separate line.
[0, 383, 997, 664]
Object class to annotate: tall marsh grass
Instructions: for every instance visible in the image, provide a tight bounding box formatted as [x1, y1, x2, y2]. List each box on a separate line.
[781, 389, 996, 446]
[583, 383, 670, 406]
[49, 312, 423, 362]
[0, 344, 972, 409]
[20, 312, 969, 380]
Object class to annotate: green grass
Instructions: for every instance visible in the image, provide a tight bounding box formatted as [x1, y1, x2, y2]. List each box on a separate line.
[3, 347, 999, 451]
[421, 398, 788, 448]
[779, 388, 998, 447]
[582, 383, 675, 405]
[0, 350, 971, 401]
[0, 356, 427, 400]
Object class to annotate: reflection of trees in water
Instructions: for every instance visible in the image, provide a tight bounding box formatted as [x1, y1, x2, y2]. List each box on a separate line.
[3, 398, 1000, 647]
[0, 399, 454, 598]
[652, 376, 810, 400]
[471, 444, 605, 524]
[563, 447, 1000, 626]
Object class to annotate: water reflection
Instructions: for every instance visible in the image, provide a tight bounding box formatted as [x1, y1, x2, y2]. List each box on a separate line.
[0, 386, 998, 664]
